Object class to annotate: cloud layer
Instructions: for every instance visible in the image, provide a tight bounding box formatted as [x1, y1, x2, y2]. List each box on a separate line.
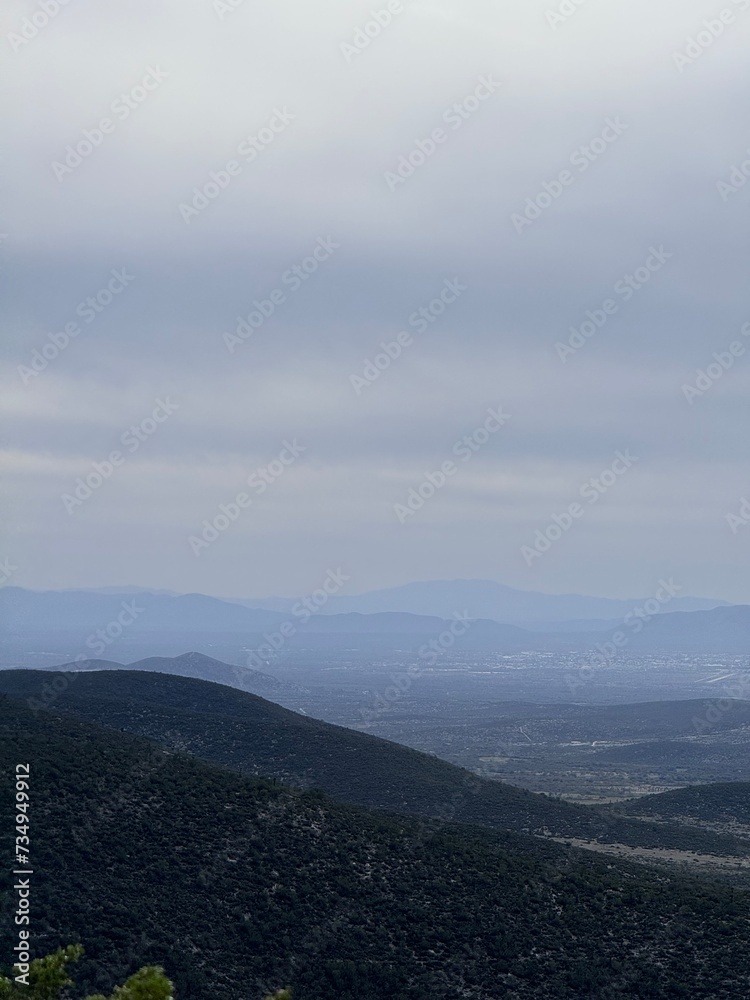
[3, 0, 749, 600]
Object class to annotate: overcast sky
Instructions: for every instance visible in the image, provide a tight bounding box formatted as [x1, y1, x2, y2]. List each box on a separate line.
[2, 0, 749, 602]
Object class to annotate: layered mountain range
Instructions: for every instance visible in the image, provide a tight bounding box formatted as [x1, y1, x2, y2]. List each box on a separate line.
[0, 585, 746, 659]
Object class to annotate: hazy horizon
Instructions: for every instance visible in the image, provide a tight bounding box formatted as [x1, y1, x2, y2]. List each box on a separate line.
[3, 575, 737, 608]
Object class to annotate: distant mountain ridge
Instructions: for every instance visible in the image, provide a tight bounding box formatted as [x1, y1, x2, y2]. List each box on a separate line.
[1, 586, 747, 656]
[11, 579, 729, 626]
[623, 604, 750, 653]
[0, 586, 285, 633]
[234, 578, 728, 623]
[42, 651, 290, 696]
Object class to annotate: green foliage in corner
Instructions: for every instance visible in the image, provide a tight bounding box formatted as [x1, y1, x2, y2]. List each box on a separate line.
[85, 964, 173, 1000]
[0, 945, 83, 1000]
[0, 948, 172, 1000]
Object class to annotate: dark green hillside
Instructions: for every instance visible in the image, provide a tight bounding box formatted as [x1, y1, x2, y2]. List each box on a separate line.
[620, 782, 750, 827]
[2, 698, 750, 1000]
[0, 669, 746, 857]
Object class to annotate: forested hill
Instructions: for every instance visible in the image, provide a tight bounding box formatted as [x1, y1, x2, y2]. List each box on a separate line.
[0, 668, 745, 856]
[2, 698, 750, 999]
[620, 782, 750, 828]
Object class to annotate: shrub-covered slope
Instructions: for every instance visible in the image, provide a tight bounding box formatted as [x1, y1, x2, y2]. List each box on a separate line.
[0, 668, 745, 856]
[2, 699, 750, 999]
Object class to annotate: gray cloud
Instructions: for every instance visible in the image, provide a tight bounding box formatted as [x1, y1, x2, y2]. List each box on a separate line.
[3, 0, 749, 602]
